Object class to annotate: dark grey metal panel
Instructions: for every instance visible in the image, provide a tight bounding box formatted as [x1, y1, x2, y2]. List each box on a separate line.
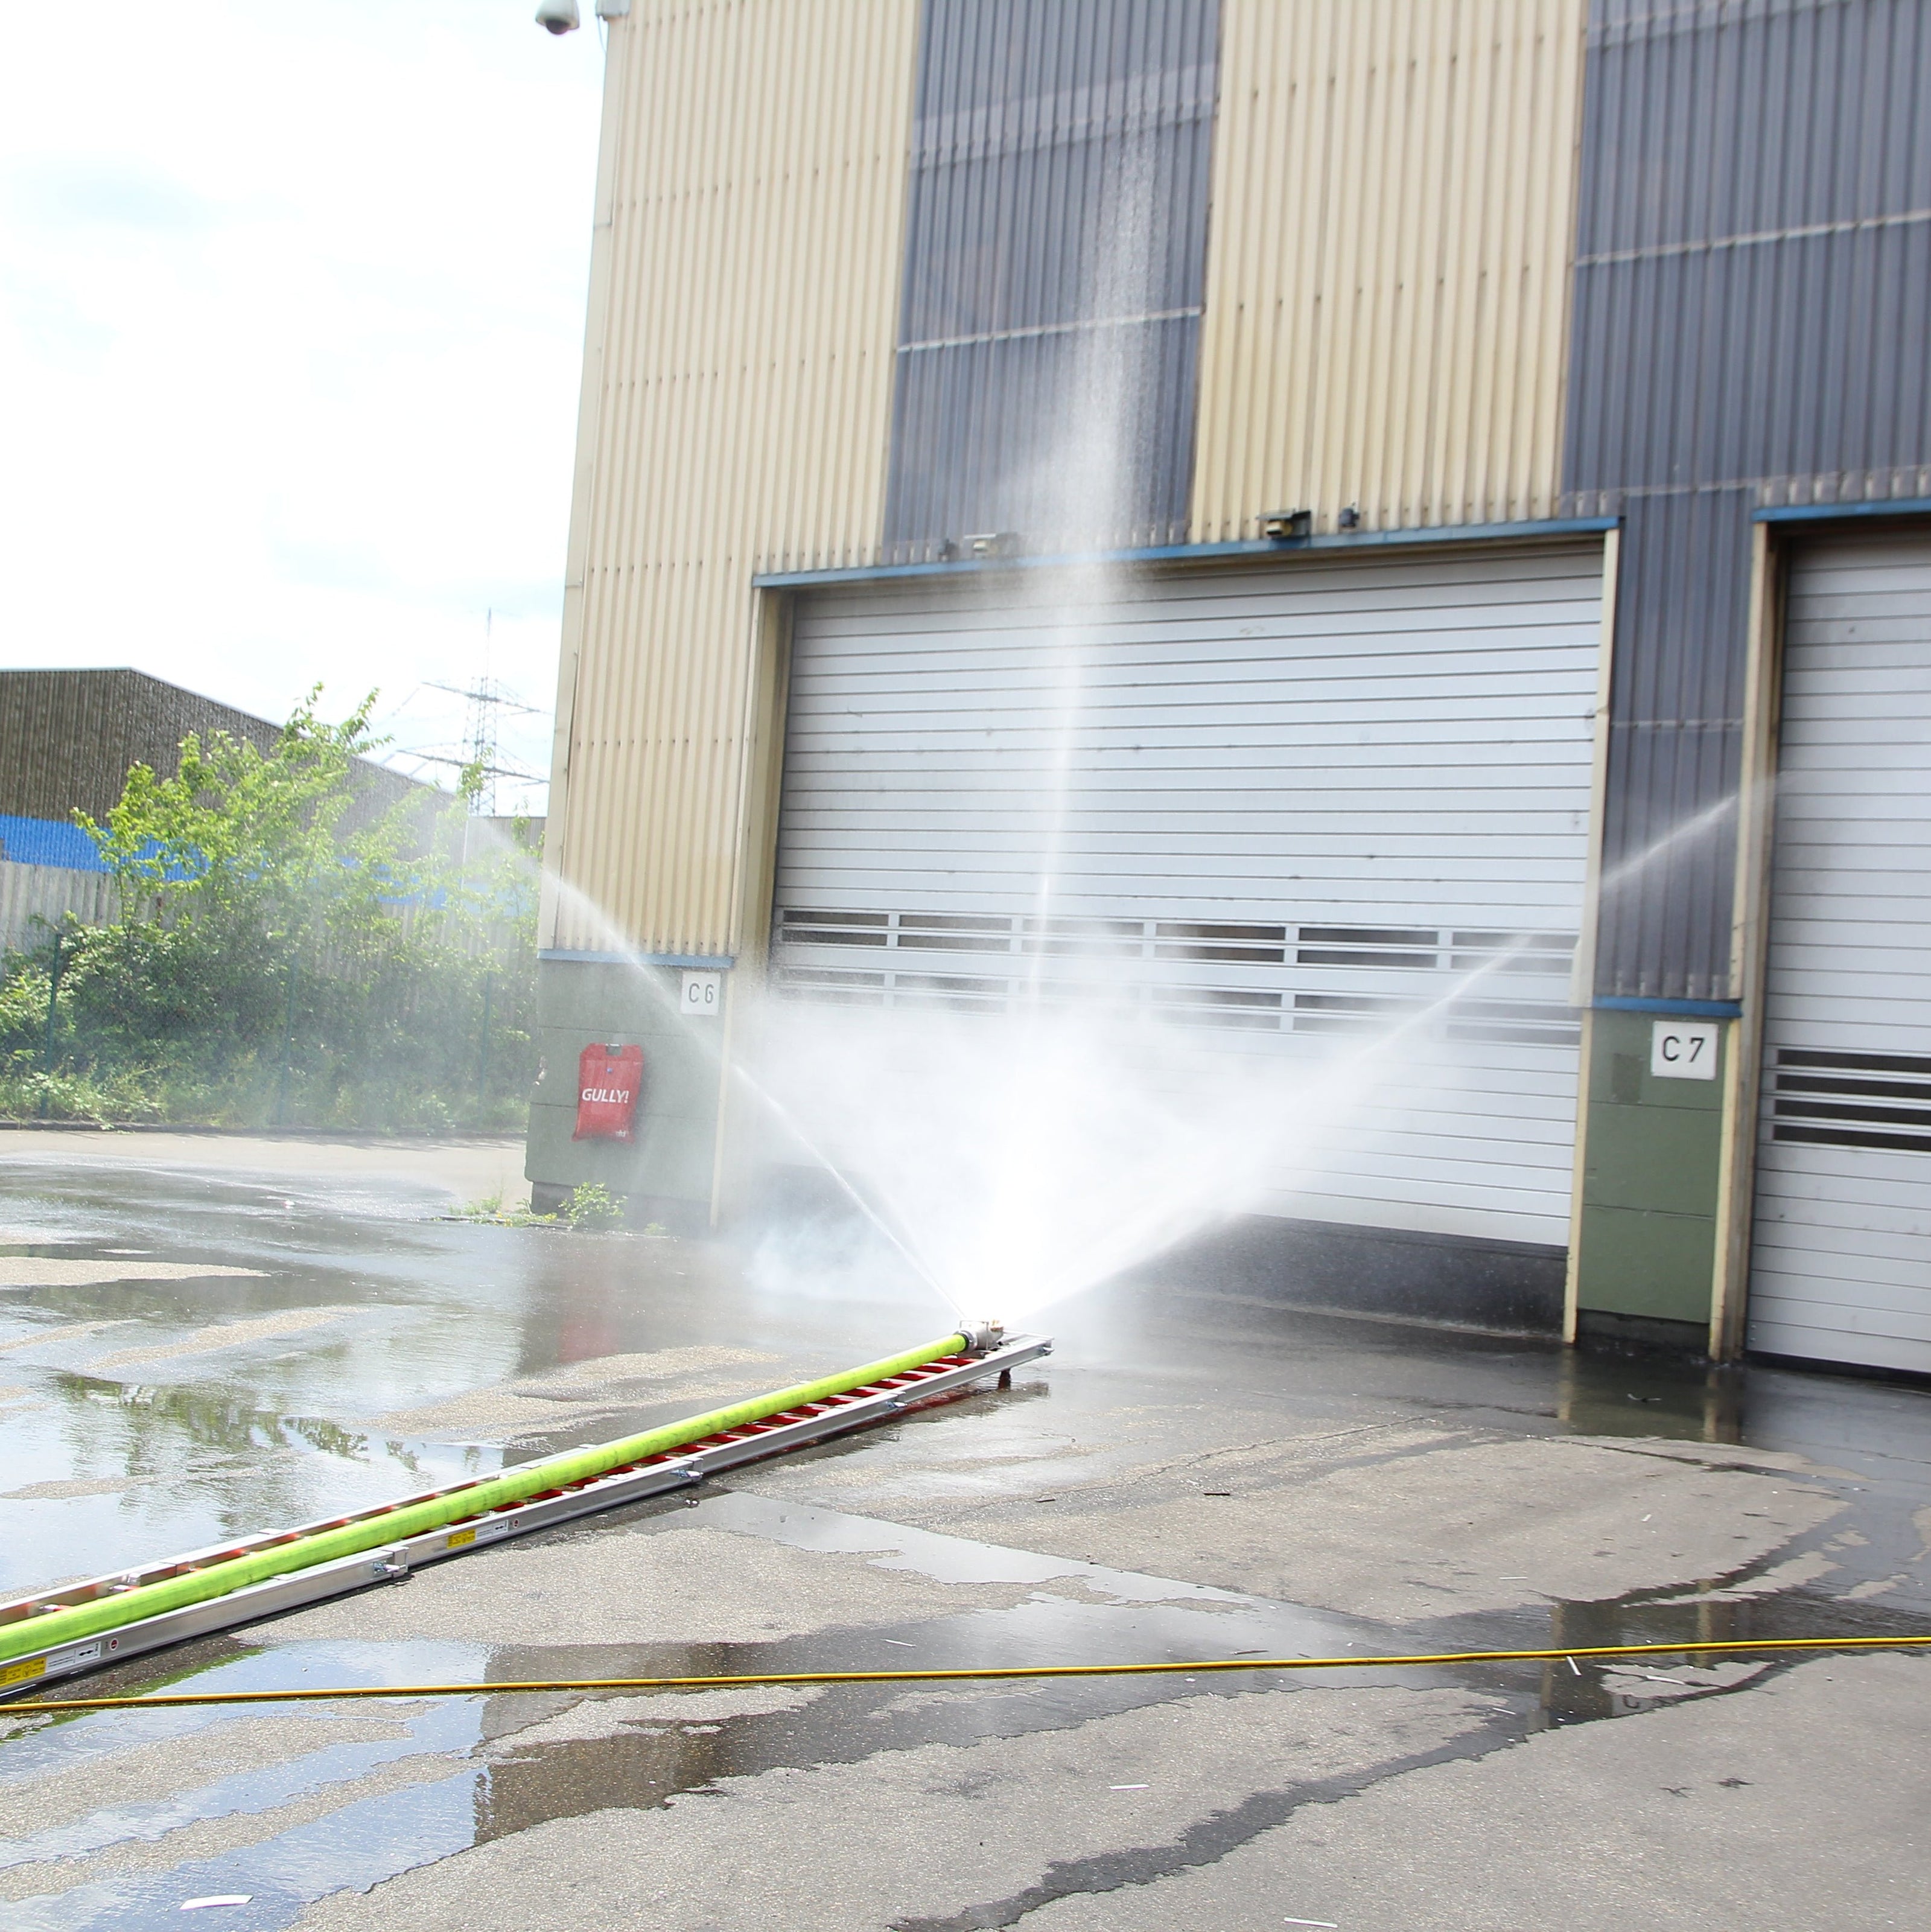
[1567, 0, 1931, 1000]
[883, 0, 1221, 560]
[0, 669, 419, 832]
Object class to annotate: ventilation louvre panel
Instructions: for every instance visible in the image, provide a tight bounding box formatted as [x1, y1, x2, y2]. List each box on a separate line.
[1770, 1048, 1931, 1156]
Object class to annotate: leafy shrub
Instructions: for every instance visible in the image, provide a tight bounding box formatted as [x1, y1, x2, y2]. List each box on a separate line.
[562, 1182, 623, 1229]
[1, 693, 539, 1130]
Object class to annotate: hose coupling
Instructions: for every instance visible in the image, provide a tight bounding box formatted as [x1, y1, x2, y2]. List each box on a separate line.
[960, 1320, 1006, 1357]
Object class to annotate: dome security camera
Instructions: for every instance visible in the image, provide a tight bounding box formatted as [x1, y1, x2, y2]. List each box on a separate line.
[535, 1, 581, 33]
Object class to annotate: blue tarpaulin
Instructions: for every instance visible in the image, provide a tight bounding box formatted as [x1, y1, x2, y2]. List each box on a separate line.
[0, 815, 109, 873]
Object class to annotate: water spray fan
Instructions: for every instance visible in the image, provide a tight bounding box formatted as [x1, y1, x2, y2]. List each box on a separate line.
[0, 1324, 1048, 1697]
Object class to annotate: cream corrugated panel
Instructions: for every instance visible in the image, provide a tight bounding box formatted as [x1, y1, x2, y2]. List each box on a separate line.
[546, 1, 918, 955]
[1190, 0, 1585, 540]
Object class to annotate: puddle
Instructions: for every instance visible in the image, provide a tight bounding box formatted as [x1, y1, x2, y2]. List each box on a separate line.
[7, 1769, 483, 1932]
[2, 1151, 1928, 1925]
[1556, 1350, 1746, 1444]
[0, 1159, 919, 1594]
[0, 1640, 483, 1931]
[16, 1483, 1916, 1929]
[683, 1489, 1252, 1602]
[0, 1592, 1424, 1928]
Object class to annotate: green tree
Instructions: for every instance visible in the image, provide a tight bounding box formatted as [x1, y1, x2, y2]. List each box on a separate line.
[0, 692, 540, 1128]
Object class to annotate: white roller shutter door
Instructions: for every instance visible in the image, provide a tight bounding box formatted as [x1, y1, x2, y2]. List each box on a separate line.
[771, 544, 1603, 1249]
[1750, 533, 1931, 1372]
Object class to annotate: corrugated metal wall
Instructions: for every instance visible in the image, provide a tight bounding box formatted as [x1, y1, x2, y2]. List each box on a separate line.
[0, 671, 415, 825]
[1189, 0, 1588, 540]
[0, 862, 118, 955]
[882, 0, 1221, 559]
[544, 0, 920, 956]
[1565, 0, 1931, 1000]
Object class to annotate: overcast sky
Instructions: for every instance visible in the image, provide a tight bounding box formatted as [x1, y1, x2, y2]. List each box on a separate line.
[0, 2, 606, 814]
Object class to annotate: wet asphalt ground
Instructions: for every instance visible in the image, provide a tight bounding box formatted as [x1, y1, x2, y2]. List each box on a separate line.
[2, 1132, 1929, 1929]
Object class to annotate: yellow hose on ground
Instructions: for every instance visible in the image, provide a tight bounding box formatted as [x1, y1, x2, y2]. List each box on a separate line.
[0, 1331, 973, 1671]
[5, 1633, 1927, 1715]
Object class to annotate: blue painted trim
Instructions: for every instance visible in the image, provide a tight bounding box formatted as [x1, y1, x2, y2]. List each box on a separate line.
[0, 814, 110, 873]
[751, 517, 1621, 588]
[1594, 995, 1742, 1019]
[1754, 497, 1931, 526]
[539, 948, 736, 970]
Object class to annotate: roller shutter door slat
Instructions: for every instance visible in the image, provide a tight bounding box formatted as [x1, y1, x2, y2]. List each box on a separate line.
[786, 762, 1592, 793]
[785, 816, 1588, 844]
[783, 831, 1588, 864]
[1767, 867, 1931, 899]
[1750, 532, 1931, 1371]
[812, 639, 1593, 669]
[1772, 931, 1931, 960]
[1752, 1159, 1931, 1207]
[787, 850, 1592, 884]
[795, 667, 1598, 703]
[1767, 967, 1931, 1003]
[771, 547, 1601, 1251]
[1262, 1190, 1570, 1240]
[804, 573, 1595, 631]
[1748, 1301, 1931, 1349]
[1752, 1246, 1931, 1294]
[789, 713, 1595, 748]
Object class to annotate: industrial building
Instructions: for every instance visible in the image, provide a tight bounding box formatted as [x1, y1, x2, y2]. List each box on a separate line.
[528, 0, 1931, 1375]
[0, 670, 428, 950]
[0, 669, 422, 861]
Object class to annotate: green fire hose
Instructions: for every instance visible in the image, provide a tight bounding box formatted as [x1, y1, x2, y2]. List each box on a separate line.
[0, 1331, 971, 1669]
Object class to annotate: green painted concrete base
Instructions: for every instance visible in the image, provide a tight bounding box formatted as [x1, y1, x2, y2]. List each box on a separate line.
[1572, 1009, 1729, 1331]
[524, 958, 724, 1219]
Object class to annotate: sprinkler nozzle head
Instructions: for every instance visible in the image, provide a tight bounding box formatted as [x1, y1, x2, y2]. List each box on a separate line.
[961, 1319, 1006, 1356]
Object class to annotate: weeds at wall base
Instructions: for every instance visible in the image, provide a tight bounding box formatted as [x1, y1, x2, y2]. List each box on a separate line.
[444, 1182, 661, 1234]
